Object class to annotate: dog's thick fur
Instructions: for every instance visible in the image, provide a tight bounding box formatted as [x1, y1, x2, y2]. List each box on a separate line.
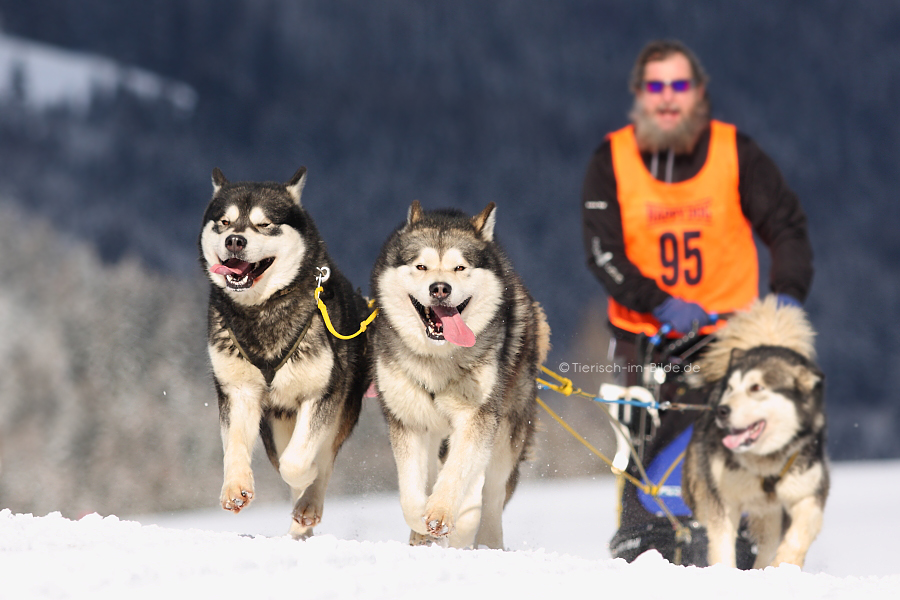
[683, 296, 828, 568]
[370, 201, 550, 549]
[199, 167, 368, 539]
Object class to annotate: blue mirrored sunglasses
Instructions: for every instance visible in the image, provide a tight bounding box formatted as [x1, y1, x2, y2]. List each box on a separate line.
[644, 79, 693, 93]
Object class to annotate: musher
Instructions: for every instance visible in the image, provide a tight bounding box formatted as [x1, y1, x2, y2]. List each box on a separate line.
[580, 39, 814, 565]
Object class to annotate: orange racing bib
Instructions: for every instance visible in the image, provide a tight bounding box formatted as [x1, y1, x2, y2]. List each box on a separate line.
[607, 120, 758, 336]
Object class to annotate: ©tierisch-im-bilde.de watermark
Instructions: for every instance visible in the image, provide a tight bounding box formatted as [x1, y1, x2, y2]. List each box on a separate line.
[556, 361, 701, 375]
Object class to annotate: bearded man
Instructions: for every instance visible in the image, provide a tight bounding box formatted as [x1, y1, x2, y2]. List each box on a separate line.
[580, 40, 813, 566]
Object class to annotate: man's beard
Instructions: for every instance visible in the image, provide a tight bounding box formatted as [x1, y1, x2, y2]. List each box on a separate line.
[629, 96, 710, 155]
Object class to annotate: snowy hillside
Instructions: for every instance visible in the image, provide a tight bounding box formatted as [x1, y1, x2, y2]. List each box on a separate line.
[2, 461, 898, 599]
[0, 32, 196, 111]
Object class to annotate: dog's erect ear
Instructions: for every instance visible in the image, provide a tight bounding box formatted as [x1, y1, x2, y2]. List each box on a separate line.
[212, 167, 228, 193]
[407, 200, 424, 226]
[727, 347, 746, 369]
[286, 166, 308, 205]
[794, 363, 824, 395]
[472, 202, 496, 241]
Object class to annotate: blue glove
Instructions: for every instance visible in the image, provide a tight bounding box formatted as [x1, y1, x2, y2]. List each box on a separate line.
[776, 293, 802, 308]
[652, 297, 711, 334]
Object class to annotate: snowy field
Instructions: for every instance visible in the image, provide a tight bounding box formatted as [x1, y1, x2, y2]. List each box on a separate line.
[2, 461, 898, 599]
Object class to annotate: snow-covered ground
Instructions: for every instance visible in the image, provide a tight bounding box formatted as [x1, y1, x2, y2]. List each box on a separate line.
[2, 461, 898, 599]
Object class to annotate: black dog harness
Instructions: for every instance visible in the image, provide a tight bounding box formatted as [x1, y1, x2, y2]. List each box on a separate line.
[224, 313, 316, 387]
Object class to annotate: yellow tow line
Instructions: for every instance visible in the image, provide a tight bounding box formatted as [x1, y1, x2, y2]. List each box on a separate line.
[313, 265, 378, 340]
[536, 365, 692, 545]
[315, 286, 378, 340]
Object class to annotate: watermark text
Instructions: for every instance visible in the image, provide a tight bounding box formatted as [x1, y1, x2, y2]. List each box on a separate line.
[557, 362, 700, 374]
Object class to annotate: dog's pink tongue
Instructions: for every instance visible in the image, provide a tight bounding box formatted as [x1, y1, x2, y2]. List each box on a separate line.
[722, 422, 764, 450]
[722, 429, 752, 450]
[212, 258, 252, 276]
[432, 305, 476, 347]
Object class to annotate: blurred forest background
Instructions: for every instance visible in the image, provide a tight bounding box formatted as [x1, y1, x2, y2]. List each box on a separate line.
[1, 0, 899, 519]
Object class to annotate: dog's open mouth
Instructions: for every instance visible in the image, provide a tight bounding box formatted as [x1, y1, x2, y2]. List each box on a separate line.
[409, 295, 475, 347]
[721, 420, 766, 450]
[211, 257, 275, 291]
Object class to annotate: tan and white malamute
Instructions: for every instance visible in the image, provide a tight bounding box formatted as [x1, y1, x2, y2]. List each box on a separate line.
[370, 201, 550, 549]
[684, 296, 828, 568]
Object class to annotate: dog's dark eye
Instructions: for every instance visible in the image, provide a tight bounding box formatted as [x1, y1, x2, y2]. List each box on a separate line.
[220, 219, 230, 227]
[749, 383, 762, 393]
[454, 265, 466, 272]
[257, 222, 271, 229]
[416, 265, 427, 271]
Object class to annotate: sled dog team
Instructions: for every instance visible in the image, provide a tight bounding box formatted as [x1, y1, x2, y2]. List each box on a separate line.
[199, 168, 827, 567]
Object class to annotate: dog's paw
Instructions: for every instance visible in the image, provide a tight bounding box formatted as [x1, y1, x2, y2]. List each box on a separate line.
[409, 531, 431, 546]
[423, 503, 454, 538]
[289, 492, 320, 540]
[771, 549, 805, 568]
[288, 519, 314, 541]
[409, 530, 449, 548]
[220, 479, 254, 513]
[291, 501, 322, 530]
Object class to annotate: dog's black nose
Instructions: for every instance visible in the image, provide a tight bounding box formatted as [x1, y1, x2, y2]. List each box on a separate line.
[716, 404, 731, 419]
[429, 282, 452, 300]
[225, 235, 247, 254]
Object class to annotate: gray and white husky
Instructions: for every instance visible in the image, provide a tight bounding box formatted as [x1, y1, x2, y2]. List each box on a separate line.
[683, 296, 828, 568]
[199, 167, 368, 539]
[370, 201, 550, 549]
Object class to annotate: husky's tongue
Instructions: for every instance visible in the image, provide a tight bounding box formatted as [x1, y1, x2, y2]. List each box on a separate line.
[432, 305, 476, 347]
[722, 421, 765, 450]
[212, 258, 253, 277]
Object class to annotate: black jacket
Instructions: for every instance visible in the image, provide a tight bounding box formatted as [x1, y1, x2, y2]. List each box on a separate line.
[581, 125, 813, 314]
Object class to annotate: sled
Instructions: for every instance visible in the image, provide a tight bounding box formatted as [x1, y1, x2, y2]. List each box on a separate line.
[600, 322, 757, 568]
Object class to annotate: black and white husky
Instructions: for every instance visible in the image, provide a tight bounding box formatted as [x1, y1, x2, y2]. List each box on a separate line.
[683, 296, 828, 568]
[370, 201, 550, 549]
[199, 167, 369, 539]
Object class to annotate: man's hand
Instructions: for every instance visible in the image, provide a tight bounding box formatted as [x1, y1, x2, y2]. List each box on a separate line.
[775, 293, 802, 308]
[652, 296, 710, 334]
